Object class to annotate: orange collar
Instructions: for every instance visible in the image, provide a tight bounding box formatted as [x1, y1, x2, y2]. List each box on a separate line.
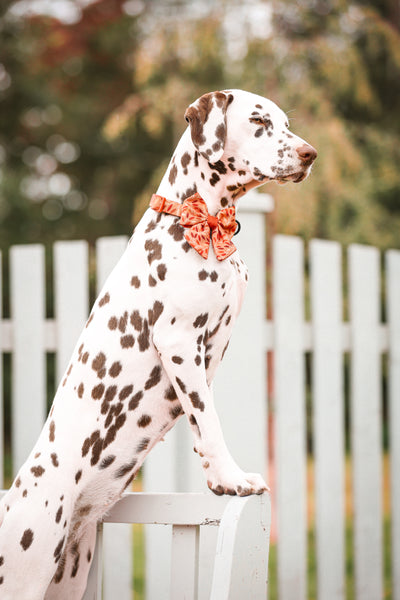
[150, 193, 238, 261]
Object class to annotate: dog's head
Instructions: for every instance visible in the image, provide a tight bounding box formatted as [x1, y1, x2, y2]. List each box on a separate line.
[184, 90, 317, 188]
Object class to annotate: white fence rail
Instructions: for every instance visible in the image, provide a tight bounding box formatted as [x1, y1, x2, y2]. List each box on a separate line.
[0, 190, 400, 599]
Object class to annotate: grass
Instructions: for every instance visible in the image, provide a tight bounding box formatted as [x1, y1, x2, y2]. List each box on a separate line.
[133, 523, 145, 599]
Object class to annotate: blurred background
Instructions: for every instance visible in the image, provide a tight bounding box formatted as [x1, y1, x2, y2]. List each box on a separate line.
[1, 1, 399, 598]
[0, 0, 399, 251]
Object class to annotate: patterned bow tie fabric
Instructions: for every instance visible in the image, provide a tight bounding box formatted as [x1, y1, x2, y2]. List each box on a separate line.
[150, 193, 237, 260]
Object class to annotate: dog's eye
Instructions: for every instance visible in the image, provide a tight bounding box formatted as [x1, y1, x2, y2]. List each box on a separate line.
[249, 117, 264, 126]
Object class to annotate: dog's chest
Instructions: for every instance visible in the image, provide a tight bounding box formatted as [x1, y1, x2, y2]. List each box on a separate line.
[135, 208, 249, 317]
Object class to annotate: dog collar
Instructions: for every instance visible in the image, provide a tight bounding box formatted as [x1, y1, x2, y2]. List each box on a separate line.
[150, 193, 238, 261]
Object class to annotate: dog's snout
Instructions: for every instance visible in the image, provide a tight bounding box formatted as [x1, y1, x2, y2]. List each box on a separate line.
[296, 144, 317, 165]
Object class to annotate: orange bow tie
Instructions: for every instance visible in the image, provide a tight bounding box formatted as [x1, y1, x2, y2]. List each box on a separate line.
[150, 193, 237, 261]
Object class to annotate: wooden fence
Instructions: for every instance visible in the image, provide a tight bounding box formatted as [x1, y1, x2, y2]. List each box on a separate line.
[0, 190, 399, 599]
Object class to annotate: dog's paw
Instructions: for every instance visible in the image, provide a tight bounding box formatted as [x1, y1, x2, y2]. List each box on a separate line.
[206, 470, 269, 497]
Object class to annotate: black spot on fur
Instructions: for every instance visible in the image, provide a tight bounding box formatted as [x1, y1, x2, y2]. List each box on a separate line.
[109, 361, 122, 378]
[31, 466, 45, 477]
[136, 438, 150, 453]
[170, 405, 183, 419]
[138, 414, 152, 428]
[119, 385, 133, 401]
[105, 385, 117, 402]
[130, 310, 143, 331]
[120, 335, 135, 348]
[198, 269, 208, 280]
[168, 221, 184, 242]
[144, 366, 161, 390]
[20, 529, 34, 551]
[189, 414, 201, 437]
[99, 455, 116, 469]
[55, 505, 63, 523]
[157, 263, 167, 281]
[175, 377, 187, 393]
[168, 163, 178, 185]
[54, 536, 65, 563]
[138, 319, 150, 352]
[144, 239, 162, 265]
[189, 391, 205, 412]
[98, 292, 110, 307]
[172, 355, 183, 365]
[148, 300, 164, 326]
[129, 390, 143, 411]
[115, 459, 137, 479]
[131, 276, 141, 288]
[193, 313, 208, 328]
[181, 152, 191, 175]
[164, 385, 178, 401]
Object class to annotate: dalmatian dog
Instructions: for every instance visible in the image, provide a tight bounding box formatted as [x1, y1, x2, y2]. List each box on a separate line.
[0, 89, 316, 599]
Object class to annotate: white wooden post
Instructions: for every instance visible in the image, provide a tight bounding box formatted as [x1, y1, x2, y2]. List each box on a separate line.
[386, 249, 400, 600]
[170, 525, 200, 599]
[95, 236, 133, 600]
[10, 245, 46, 474]
[0, 250, 3, 487]
[210, 493, 270, 600]
[310, 239, 345, 600]
[348, 244, 382, 600]
[273, 234, 307, 600]
[54, 241, 89, 382]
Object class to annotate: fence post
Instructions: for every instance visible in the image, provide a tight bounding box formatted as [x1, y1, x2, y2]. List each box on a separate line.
[54, 241, 89, 382]
[310, 239, 345, 600]
[386, 249, 400, 600]
[95, 237, 133, 600]
[349, 244, 382, 600]
[0, 250, 3, 487]
[273, 234, 307, 600]
[10, 245, 46, 475]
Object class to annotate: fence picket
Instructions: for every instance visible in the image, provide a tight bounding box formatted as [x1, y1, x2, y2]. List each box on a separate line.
[0, 251, 3, 486]
[310, 239, 345, 600]
[170, 525, 200, 600]
[95, 236, 132, 600]
[10, 245, 46, 475]
[96, 236, 128, 291]
[348, 244, 382, 600]
[273, 235, 307, 600]
[386, 249, 400, 600]
[54, 241, 89, 382]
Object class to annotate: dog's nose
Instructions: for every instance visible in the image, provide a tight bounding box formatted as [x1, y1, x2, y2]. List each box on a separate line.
[296, 144, 317, 165]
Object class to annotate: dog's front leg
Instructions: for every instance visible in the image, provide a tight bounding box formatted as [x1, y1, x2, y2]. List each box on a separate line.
[154, 329, 268, 496]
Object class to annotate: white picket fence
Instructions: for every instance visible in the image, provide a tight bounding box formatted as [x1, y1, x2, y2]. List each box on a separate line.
[0, 189, 399, 599]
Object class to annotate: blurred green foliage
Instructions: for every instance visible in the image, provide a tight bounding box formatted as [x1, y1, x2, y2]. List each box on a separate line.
[0, 0, 399, 250]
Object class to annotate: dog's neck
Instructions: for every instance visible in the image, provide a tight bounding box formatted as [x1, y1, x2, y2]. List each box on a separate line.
[156, 129, 259, 215]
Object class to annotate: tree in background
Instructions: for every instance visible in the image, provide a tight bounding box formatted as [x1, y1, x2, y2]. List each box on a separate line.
[0, 0, 168, 247]
[249, 0, 400, 248]
[0, 0, 399, 252]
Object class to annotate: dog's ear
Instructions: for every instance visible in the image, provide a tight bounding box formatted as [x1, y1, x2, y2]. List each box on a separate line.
[184, 91, 233, 164]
